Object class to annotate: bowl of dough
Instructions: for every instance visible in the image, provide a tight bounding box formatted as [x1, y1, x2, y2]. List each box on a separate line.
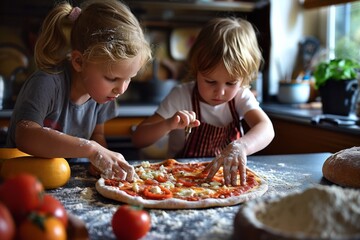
[233, 185, 360, 240]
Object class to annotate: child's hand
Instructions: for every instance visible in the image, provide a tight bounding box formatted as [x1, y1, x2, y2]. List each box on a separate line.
[89, 145, 138, 181]
[203, 141, 247, 186]
[170, 110, 200, 130]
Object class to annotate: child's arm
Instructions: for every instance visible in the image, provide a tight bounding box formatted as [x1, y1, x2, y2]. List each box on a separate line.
[14, 120, 137, 181]
[204, 108, 274, 186]
[91, 123, 107, 147]
[132, 111, 200, 148]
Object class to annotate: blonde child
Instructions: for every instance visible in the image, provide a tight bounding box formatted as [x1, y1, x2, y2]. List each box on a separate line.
[6, 0, 152, 181]
[132, 18, 274, 186]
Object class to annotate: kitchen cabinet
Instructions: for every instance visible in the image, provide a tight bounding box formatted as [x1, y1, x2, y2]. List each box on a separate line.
[258, 104, 360, 155]
[105, 117, 147, 160]
[0, 116, 145, 139]
[104, 117, 144, 137]
[258, 116, 359, 155]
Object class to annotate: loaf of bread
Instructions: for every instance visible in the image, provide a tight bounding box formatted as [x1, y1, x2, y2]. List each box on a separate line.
[322, 147, 360, 188]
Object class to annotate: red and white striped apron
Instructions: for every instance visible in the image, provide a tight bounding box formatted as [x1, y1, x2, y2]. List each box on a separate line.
[181, 86, 242, 158]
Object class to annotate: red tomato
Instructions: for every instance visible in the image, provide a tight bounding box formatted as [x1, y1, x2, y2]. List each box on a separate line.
[0, 203, 15, 240]
[18, 212, 66, 240]
[0, 173, 44, 224]
[37, 194, 68, 227]
[112, 205, 151, 240]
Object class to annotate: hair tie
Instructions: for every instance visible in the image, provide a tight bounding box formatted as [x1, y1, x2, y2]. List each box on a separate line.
[69, 7, 81, 22]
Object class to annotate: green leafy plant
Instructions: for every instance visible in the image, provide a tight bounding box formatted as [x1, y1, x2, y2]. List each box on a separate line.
[313, 58, 360, 89]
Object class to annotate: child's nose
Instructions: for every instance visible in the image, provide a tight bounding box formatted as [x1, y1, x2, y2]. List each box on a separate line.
[116, 82, 130, 95]
[215, 86, 225, 96]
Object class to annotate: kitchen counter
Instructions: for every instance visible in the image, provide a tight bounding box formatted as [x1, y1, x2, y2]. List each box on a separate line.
[2, 102, 358, 132]
[1, 103, 358, 154]
[258, 103, 359, 155]
[261, 103, 360, 135]
[48, 152, 332, 240]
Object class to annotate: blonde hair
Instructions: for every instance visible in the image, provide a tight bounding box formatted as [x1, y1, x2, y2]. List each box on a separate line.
[186, 17, 262, 87]
[34, 0, 152, 73]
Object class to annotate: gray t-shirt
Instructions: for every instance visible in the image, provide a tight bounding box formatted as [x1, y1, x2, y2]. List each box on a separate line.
[6, 64, 116, 147]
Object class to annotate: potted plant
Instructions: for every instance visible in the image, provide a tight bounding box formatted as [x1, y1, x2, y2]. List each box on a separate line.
[313, 58, 360, 116]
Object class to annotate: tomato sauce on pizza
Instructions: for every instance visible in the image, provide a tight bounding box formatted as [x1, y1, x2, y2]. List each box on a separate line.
[96, 159, 268, 209]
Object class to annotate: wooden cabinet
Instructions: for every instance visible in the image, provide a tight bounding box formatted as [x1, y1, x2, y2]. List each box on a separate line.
[104, 117, 144, 137]
[257, 116, 359, 155]
[0, 117, 145, 138]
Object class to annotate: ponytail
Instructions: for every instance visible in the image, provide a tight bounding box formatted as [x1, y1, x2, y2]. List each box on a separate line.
[34, 3, 74, 72]
[35, 0, 152, 73]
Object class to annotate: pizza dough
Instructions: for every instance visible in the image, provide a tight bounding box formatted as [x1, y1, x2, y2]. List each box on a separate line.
[233, 185, 360, 240]
[95, 159, 268, 209]
[322, 147, 360, 188]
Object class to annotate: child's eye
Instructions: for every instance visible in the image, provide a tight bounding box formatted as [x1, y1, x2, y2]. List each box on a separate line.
[227, 81, 239, 86]
[105, 76, 117, 82]
[205, 79, 216, 84]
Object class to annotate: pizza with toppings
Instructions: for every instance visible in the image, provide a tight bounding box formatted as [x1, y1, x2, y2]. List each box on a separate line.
[95, 159, 268, 209]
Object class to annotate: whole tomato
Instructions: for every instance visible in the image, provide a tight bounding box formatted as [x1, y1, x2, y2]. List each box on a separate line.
[37, 194, 68, 227]
[18, 212, 66, 240]
[0, 173, 44, 224]
[0, 203, 15, 240]
[112, 205, 151, 240]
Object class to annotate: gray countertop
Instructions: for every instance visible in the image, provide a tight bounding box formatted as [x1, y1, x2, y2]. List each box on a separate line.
[48, 153, 332, 240]
[261, 103, 360, 135]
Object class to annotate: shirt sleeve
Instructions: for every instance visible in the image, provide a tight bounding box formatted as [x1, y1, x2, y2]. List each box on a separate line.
[156, 83, 193, 119]
[12, 71, 60, 126]
[235, 87, 261, 118]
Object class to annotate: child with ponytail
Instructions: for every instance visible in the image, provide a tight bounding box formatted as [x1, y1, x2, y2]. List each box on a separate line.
[6, 0, 152, 181]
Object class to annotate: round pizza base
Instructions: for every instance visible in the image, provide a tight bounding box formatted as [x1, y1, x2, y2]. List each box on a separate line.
[233, 185, 360, 240]
[95, 168, 268, 209]
[322, 146, 360, 188]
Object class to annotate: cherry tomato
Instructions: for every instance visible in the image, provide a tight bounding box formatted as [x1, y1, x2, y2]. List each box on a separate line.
[0, 203, 15, 240]
[18, 212, 66, 240]
[0, 173, 44, 224]
[112, 205, 151, 240]
[37, 194, 68, 227]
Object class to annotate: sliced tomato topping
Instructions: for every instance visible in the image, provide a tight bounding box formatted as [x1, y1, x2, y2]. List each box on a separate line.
[105, 179, 120, 186]
[143, 186, 173, 200]
[144, 179, 158, 185]
[155, 175, 168, 183]
[177, 177, 197, 187]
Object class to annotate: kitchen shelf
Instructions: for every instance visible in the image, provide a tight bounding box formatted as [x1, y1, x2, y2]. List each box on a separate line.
[126, 0, 269, 12]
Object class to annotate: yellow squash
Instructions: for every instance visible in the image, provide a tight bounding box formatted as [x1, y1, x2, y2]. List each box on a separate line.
[0, 156, 71, 189]
[0, 148, 31, 169]
[0, 148, 31, 159]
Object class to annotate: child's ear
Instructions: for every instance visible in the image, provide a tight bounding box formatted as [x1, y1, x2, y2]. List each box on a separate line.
[71, 50, 83, 72]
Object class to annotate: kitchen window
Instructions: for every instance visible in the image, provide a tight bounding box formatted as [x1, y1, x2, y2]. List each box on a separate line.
[327, 2, 360, 61]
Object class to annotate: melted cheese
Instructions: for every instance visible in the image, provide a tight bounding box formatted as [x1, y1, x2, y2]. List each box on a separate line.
[150, 186, 162, 194]
[160, 181, 175, 189]
[177, 188, 196, 197]
[132, 183, 139, 192]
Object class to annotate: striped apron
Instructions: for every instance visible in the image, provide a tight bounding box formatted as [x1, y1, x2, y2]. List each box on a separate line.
[181, 86, 242, 158]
